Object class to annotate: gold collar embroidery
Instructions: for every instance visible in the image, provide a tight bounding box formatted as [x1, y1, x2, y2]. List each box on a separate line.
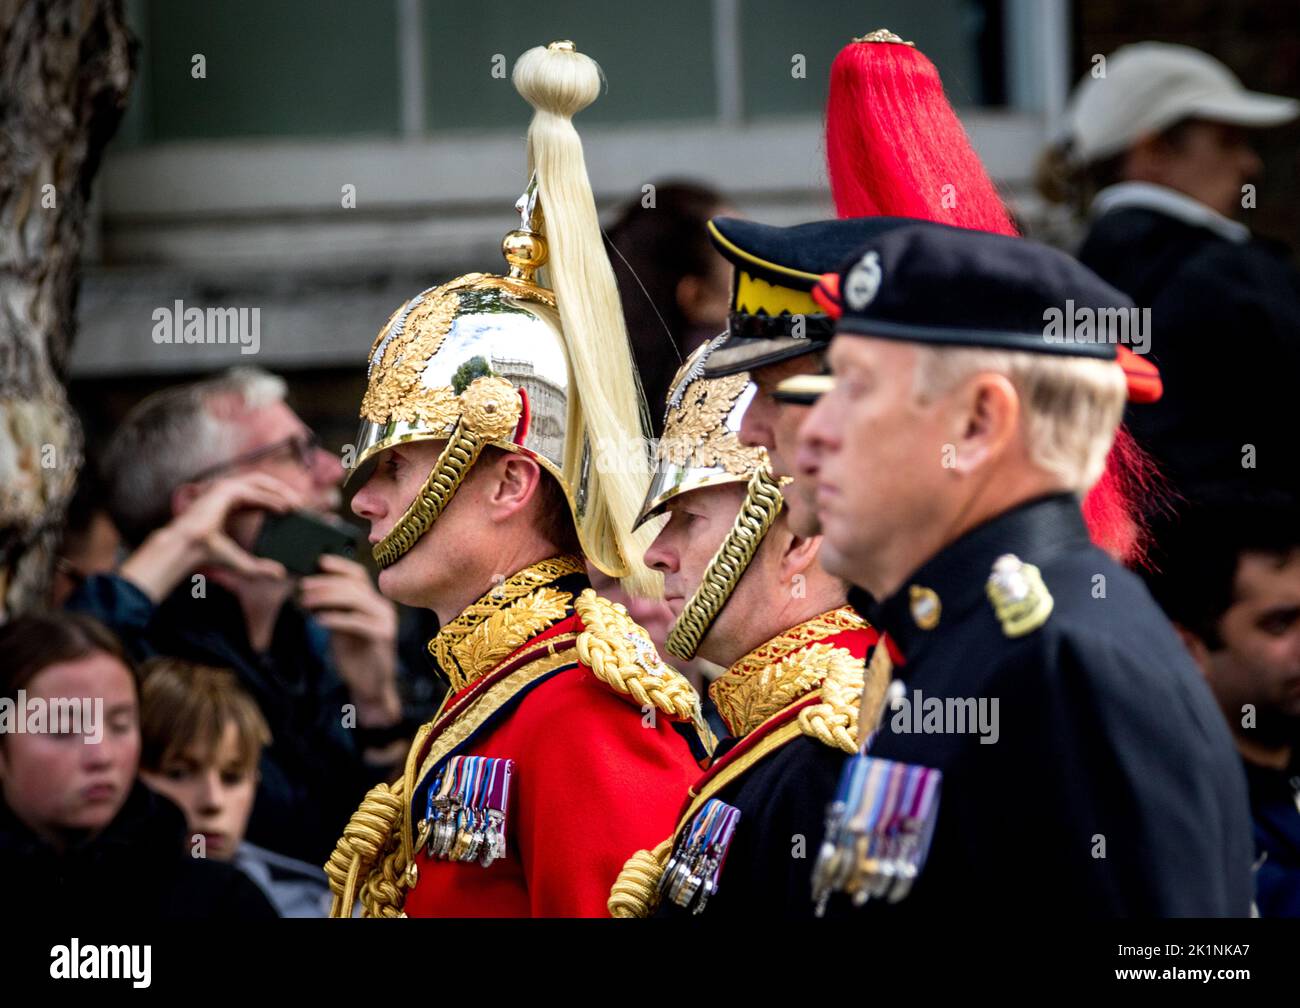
[708, 607, 866, 737]
[428, 554, 585, 693]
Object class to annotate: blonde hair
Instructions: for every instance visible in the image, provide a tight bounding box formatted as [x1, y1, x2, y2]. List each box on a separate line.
[513, 43, 659, 599]
[138, 657, 271, 775]
[913, 346, 1126, 493]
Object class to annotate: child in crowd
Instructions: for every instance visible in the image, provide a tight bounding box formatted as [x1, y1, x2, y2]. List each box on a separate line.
[138, 657, 332, 917]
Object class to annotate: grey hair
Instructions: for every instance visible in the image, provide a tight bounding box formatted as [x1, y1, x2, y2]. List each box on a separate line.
[911, 347, 1126, 494]
[104, 367, 287, 545]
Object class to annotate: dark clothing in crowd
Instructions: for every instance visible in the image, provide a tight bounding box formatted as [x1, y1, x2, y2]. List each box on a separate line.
[0, 782, 275, 920]
[396, 603, 444, 726]
[604, 180, 727, 438]
[67, 573, 386, 865]
[1078, 197, 1300, 500]
[853, 494, 1254, 917]
[1243, 758, 1300, 917]
[234, 840, 331, 917]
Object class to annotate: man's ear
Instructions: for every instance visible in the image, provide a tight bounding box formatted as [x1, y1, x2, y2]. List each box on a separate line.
[1173, 622, 1215, 678]
[778, 527, 823, 585]
[675, 274, 703, 324]
[486, 452, 543, 522]
[945, 372, 1020, 477]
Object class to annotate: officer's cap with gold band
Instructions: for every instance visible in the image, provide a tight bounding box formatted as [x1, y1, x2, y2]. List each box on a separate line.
[348, 41, 657, 596]
[637, 337, 784, 661]
[701, 216, 914, 397]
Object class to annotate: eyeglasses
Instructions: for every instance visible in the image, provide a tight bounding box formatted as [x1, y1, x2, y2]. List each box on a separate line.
[187, 432, 324, 483]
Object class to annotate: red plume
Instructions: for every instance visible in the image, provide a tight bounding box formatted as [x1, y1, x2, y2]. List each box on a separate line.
[824, 36, 1164, 566]
[826, 40, 1017, 234]
[1080, 426, 1165, 569]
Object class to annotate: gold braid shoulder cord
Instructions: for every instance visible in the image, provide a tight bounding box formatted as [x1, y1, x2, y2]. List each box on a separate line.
[608, 630, 894, 918]
[574, 589, 714, 748]
[325, 720, 430, 918]
[665, 465, 784, 660]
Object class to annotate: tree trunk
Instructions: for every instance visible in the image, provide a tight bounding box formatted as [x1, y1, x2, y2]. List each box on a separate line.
[0, 0, 134, 617]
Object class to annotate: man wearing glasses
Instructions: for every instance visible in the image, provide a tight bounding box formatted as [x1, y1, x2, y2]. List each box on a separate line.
[67, 366, 405, 865]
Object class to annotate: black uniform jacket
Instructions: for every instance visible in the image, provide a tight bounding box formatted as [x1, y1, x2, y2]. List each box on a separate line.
[1244, 758, 1300, 917]
[1079, 206, 1300, 499]
[653, 732, 854, 919]
[855, 494, 1253, 917]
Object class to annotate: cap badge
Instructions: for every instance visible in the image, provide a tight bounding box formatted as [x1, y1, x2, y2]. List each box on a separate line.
[845, 250, 882, 310]
[986, 554, 1054, 638]
[909, 585, 941, 630]
[853, 28, 916, 47]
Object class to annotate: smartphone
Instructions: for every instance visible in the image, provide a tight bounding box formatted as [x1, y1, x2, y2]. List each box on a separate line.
[253, 510, 357, 576]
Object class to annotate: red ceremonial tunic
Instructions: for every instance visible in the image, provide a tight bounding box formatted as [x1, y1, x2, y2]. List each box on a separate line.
[402, 613, 703, 918]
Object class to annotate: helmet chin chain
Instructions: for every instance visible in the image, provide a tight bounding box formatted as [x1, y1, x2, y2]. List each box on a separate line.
[665, 466, 785, 661]
[373, 419, 487, 569]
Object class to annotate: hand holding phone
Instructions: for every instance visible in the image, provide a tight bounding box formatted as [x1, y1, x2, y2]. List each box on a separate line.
[253, 510, 357, 577]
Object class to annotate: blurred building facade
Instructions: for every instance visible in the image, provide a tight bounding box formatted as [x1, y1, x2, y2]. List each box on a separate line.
[71, 0, 1298, 452]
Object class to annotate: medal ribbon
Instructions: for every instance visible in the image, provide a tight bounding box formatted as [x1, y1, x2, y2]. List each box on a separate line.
[422, 754, 516, 867]
[812, 749, 942, 912]
[660, 798, 742, 915]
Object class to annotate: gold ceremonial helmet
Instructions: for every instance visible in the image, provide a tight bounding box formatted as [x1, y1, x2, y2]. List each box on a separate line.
[637, 338, 785, 660]
[347, 41, 657, 596]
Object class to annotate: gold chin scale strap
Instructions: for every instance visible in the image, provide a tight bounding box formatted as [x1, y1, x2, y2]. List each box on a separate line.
[666, 466, 784, 660]
[372, 417, 487, 569]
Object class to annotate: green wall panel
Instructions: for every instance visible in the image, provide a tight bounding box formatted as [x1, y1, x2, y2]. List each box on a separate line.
[145, 0, 402, 140]
[741, 0, 994, 118]
[422, 0, 716, 129]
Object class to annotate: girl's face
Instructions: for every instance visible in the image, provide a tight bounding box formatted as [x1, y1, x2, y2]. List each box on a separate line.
[141, 720, 257, 861]
[0, 653, 140, 846]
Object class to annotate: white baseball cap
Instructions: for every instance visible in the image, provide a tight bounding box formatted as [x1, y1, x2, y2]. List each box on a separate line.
[1064, 42, 1298, 163]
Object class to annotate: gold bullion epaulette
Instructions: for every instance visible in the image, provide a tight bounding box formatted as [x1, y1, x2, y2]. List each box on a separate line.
[574, 589, 704, 724]
[986, 553, 1054, 638]
[795, 643, 869, 754]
